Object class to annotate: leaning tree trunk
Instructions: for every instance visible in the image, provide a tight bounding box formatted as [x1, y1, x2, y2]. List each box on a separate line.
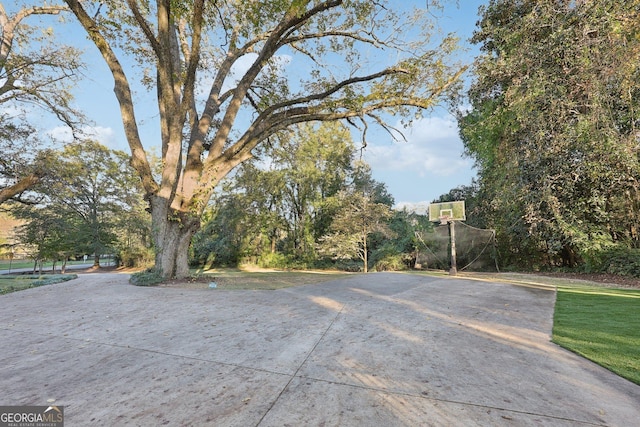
[149, 196, 201, 279]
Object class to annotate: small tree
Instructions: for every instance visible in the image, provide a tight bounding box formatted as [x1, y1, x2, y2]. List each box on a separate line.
[318, 190, 393, 272]
[51, 141, 144, 266]
[14, 205, 78, 273]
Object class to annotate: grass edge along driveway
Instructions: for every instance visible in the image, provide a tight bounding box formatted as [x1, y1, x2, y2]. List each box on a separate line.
[0, 274, 78, 294]
[552, 285, 640, 386]
[409, 271, 640, 387]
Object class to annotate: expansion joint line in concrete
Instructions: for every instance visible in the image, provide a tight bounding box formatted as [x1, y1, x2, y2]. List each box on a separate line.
[290, 374, 605, 427]
[0, 326, 295, 379]
[1, 326, 606, 426]
[253, 300, 348, 426]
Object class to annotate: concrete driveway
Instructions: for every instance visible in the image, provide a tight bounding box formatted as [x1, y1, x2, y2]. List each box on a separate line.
[1, 272, 639, 426]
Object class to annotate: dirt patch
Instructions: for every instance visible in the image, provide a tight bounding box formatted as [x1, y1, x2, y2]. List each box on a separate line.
[77, 265, 640, 290]
[421, 270, 640, 290]
[533, 272, 640, 289]
[156, 269, 354, 290]
[158, 275, 218, 290]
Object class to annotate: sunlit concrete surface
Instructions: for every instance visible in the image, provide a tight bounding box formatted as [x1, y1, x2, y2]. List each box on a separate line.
[1, 272, 639, 426]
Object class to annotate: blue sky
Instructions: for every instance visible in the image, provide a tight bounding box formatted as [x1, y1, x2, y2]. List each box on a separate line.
[35, 1, 486, 210]
[365, 1, 486, 210]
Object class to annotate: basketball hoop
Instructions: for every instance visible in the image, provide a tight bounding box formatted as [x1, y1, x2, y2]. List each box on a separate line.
[428, 201, 466, 224]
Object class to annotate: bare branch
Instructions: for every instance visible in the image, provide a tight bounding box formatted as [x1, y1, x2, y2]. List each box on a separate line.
[218, 62, 466, 170]
[261, 67, 410, 115]
[0, 4, 68, 66]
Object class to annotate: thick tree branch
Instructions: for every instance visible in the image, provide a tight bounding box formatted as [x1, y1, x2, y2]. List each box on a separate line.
[126, 0, 162, 56]
[64, 0, 157, 196]
[216, 63, 466, 176]
[207, 0, 344, 159]
[0, 175, 40, 204]
[0, 5, 67, 63]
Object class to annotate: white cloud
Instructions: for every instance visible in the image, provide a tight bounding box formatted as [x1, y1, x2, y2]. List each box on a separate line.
[46, 125, 118, 147]
[364, 115, 471, 177]
[394, 201, 430, 215]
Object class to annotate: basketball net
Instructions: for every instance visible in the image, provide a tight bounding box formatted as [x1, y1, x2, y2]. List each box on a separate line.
[439, 216, 451, 225]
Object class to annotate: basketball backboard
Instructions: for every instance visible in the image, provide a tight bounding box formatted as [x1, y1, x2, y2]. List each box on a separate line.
[428, 200, 466, 224]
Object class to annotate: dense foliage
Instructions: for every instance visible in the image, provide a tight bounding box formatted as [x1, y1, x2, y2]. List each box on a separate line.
[459, 0, 640, 271]
[10, 141, 151, 269]
[191, 123, 424, 272]
[9, 1, 639, 277]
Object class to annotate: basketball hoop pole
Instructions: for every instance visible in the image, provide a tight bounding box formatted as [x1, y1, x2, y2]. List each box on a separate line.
[449, 220, 457, 275]
[429, 201, 465, 275]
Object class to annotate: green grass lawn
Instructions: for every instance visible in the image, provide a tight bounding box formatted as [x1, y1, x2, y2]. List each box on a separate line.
[0, 259, 40, 271]
[552, 286, 640, 386]
[0, 259, 93, 272]
[0, 274, 78, 294]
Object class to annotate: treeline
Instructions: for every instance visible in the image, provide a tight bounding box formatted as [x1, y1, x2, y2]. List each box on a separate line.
[191, 122, 433, 272]
[6, 0, 640, 277]
[3, 141, 152, 271]
[2, 125, 435, 273]
[457, 0, 640, 274]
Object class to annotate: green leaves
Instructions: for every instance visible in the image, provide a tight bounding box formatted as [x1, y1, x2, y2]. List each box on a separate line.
[0, 3, 85, 204]
[461, 0, 640, 268]
[11, 140, 148, 266]
[65, 0, 464, 275]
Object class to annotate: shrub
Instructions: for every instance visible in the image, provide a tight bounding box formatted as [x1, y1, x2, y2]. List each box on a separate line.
[254, 252, 314, 270]
[256, 252, 292, 269]
[583, 246, 640, 278]
[31, 274, 78, 286]
[371, 244, 411, 272]
[0, 274, 78, 295]
[117, 247, 154, 268]
[333, 259, 363, 272]
[603, 248, 640, 278]
[130, 268, 165, 286]
[373, 253, 408, 271]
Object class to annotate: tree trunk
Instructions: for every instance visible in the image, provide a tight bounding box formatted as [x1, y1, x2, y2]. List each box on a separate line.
[363, 232, 368, 273]
[149, 196, 201, 279]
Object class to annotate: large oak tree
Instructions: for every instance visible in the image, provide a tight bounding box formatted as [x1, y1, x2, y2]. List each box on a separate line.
[64, 0, 465, 278]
